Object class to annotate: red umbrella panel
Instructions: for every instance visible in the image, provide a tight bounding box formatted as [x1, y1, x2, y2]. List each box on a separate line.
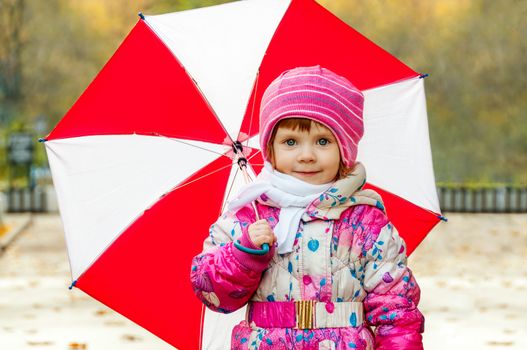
[43, 0, 443, 349]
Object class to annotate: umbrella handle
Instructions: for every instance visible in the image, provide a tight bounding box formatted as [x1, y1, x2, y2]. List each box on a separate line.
[233, 241, 270, 255]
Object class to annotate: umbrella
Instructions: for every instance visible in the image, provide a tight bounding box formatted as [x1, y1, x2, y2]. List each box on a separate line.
[42, 0, 444, 349]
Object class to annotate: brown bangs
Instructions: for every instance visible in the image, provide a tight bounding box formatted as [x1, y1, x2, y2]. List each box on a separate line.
[275, 118, 314, 132]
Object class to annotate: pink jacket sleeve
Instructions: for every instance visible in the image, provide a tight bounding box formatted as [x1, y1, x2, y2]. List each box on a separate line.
[190, 207, 275, 313]
[362, 207, 425, 350]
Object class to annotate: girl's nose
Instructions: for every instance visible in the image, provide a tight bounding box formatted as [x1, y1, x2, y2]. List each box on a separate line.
[297, 145, 316, 162]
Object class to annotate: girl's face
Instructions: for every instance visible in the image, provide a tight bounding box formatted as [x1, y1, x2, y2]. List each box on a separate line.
[271, 121, 340, 185]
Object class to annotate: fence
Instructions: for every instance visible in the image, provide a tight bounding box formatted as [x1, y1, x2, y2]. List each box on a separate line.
[2, 186, 58, 213]
[2, 186, 527, 213]
[438, 186, 527, 213]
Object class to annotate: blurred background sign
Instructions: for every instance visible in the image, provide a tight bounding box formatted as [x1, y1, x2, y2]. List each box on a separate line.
[7, 133, 34, 166]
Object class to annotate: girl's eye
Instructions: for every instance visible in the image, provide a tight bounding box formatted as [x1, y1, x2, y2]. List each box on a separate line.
[286, 139, 296, 146]
[318, 138, 329, 146]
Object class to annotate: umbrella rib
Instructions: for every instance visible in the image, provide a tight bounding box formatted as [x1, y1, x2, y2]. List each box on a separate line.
[158, 134, 227, 157]
[245, 70, 260, 147]
[167, 162, 234, 194]
[221, 166, 240, 214]
[189, 77, 234, 145]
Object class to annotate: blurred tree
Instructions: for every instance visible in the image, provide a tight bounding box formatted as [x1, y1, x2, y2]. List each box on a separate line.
[0, 0, 26, 126]
[141, 0, 234, 13]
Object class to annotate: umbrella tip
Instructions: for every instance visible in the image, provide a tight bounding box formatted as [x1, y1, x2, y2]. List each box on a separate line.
[138, 12, 145, 20]
[68, 280, 77, 290]
[438, 214, 448, 222]
[38, 138, 47, 143]
[419, 73, 429, 79]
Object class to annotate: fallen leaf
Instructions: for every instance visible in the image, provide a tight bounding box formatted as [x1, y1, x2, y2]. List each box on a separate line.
[486, 341, 514, 346]
[27, 341, 53, 346]
[122, 334, 142, 342]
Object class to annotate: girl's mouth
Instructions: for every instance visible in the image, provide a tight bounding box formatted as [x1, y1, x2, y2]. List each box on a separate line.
[294, 171, 320, 176]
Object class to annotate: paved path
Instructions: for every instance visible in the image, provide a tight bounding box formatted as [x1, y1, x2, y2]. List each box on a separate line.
[411, 213, 527, 350]
[0, 213, 526, 349]
[0, 214, 173, 350]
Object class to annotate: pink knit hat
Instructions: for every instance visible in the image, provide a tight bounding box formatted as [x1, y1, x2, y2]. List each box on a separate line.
[259, 65, 364, 167]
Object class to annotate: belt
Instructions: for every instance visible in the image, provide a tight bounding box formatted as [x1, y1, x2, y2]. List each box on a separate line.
[247, 301, 364, 329]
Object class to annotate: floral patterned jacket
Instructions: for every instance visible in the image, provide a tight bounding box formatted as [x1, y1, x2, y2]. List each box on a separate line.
[191, 163, 424, 349]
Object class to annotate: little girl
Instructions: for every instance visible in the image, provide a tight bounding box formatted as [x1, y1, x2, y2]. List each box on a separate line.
[191, 66, 424, 350]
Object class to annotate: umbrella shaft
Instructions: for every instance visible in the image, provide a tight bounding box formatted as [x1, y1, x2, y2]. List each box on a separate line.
[239, 164, 260, 221]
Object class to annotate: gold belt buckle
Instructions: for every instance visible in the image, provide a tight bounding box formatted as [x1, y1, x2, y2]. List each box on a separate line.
[295, 300, 315, 329]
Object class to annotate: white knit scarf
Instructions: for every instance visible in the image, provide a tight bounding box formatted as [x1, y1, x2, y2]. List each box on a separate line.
[228, 162, 333, 254]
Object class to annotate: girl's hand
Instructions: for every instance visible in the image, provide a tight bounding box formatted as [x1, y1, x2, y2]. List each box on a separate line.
[248, 219, 277, 248]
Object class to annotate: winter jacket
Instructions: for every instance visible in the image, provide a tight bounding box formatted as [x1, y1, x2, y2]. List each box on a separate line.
[191, 163, 424, 349]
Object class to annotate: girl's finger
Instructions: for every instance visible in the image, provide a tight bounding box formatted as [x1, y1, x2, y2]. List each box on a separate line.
[253, 225, 273, 233]
[254, 231, 273, 240]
